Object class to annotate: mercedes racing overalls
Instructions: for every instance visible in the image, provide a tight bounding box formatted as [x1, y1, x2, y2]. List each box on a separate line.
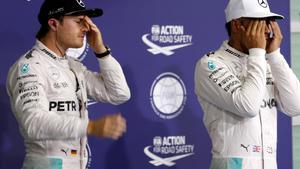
[194, 41, 300, 169]
[6, 40, 130, 169]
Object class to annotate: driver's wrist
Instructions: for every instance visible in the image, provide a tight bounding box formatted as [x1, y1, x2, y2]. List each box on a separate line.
[266, 48, 282, 63]
[266, 47, 280, 54]
[248, 48, 266, 58]
[94, 45, 106, 54]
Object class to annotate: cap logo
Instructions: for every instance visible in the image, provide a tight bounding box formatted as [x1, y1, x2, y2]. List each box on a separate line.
[76, 0, 85, 7]
[49, 7, 64, 15]
[258, 0, 268, 8]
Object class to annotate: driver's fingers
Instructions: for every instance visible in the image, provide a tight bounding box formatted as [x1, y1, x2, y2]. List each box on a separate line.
[250, 20, 259, 36]
[246, 20, 254, 35]
[84, 16, 97, 28]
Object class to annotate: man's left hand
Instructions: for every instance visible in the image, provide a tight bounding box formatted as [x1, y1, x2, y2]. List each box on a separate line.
[84, 16, 107, 54]
[266, 21, 283, 53]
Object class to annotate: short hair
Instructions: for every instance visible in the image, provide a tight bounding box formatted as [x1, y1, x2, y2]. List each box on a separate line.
[36, 24, 50, 39]
[225, 22, 231, 37]
[36, 16, 64, 40]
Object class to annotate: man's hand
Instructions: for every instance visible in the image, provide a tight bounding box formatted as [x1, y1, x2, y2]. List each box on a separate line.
[241, 20, 267, 50]
[83, 16, 107, 54]
[87, 114, 126, 140]
[266, 21, 283, 53]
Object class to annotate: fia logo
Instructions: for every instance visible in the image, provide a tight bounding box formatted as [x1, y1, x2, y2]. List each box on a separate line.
[144, 136, 194, 167]
[142, 25, 193, 56]
[257, 0, 268, 8]
[151, 25, 160, 35]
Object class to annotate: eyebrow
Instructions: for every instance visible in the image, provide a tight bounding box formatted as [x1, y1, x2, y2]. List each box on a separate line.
[74, 16, 85, 20]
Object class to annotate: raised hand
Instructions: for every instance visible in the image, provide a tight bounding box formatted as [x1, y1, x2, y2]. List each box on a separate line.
[83, 16, 106, 54]
[266, 21, 283, 53]
[241, 20, 267, 50]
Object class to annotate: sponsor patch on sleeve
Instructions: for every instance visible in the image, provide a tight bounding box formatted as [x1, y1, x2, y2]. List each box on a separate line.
[208, 66, 242, 94]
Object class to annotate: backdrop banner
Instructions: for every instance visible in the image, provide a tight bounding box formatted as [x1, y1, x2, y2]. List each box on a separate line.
[0, 0, 292, 169]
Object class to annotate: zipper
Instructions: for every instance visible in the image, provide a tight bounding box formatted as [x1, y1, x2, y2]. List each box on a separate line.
[71, 69, 84, 169]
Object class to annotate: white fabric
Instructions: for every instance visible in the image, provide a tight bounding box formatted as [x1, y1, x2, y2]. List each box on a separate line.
[225, 0, 284, 22]
[6, 40, 131, 169]
[194, 41, 300, 169]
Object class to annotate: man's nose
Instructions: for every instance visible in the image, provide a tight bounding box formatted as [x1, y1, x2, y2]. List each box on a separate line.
[81, 21, 89, 32]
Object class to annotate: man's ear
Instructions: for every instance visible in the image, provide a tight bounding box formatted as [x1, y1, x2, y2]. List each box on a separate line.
[230, 20, 239, 33]
[48, 19, 59, 31]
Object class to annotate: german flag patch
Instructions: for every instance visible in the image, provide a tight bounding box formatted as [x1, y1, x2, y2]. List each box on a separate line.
[71, 149, 77, 157]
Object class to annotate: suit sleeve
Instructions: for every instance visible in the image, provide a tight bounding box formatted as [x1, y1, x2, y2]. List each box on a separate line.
[195, 49, 267, 118]
[267, 49, 300, 117]
[6, 60, 88, 141]
[79, 55, 131, 105]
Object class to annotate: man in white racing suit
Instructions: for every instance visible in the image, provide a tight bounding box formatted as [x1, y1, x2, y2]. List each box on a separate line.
[194, 0, 300, 168]
[6, 0, 130, 168]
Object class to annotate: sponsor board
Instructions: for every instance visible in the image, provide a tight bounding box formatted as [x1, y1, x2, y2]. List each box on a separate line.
[142, 25, 192, 56]
[144, 136, 194, 167]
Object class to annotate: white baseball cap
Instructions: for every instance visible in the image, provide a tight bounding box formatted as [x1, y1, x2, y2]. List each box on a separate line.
[225, 0, 284, 23]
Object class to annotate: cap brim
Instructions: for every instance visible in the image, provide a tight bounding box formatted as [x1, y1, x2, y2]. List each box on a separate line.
[65, 8, 103, 17]
[243, 12, 284, 20]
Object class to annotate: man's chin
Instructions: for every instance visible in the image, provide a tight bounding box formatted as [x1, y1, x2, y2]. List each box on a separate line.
[70, 43, 84, 49]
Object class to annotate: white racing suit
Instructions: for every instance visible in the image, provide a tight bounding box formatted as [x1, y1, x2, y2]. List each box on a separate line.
[194, 41, 300, 169]
[6, 40, 131, 169]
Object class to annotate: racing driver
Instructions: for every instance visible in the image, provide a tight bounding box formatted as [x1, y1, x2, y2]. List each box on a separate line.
[194, 0, 300, 168]
[6, 0, 130, 168]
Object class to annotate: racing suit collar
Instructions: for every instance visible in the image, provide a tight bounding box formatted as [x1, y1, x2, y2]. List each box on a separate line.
[221, 40, 247, 58]
[35, 40, 67, 61]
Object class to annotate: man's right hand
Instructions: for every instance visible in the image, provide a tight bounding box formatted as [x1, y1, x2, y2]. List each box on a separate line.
[87, 113, 126, 140]
[241, 20, 267, 50]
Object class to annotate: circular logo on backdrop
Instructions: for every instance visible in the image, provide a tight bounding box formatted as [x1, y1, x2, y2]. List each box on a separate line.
[150, 72, 187, 119]
[66, 36, 89, 61]
[76, 0, 85, 7]
[257, 0, 268, 8]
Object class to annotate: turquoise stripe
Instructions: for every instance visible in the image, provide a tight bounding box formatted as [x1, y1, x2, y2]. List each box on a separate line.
[50, 158, 63, 169]
[228, 158, 243, 169]
[210, 158, 243, 169]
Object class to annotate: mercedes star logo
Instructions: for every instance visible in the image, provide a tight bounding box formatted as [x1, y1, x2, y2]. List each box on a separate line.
[258, 0, 268, 8]
[76, 0, 85, 7]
